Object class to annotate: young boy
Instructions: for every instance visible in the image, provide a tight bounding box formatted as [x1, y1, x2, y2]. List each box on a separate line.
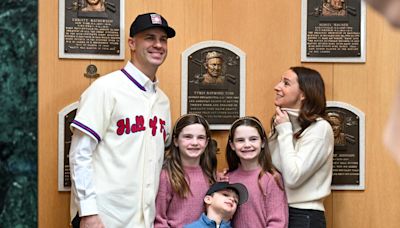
[184, 182, 248, 228]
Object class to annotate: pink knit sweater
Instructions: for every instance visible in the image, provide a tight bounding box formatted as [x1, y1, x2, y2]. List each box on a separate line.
[229, 166, 289, 228]
[154, 166, 210, 228]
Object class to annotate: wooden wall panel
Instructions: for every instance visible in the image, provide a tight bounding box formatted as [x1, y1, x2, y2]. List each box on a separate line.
[38, 0, 88, 227]
[156, 0, 213, 120]
[210, 2, 336, 225]
[212, 0, 302, 124]
[331, 6, 400, 228]
[39, 1, 400, 227]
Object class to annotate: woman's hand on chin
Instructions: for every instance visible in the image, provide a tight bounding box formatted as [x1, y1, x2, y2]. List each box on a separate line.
[274, 106, 290, 125]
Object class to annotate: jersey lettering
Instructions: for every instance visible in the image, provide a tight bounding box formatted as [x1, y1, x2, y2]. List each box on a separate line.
[116, 115, 166, 138]
[159, 118, 166, 141]
[116, 115, 146, 135]
[149, 116, 158, 136]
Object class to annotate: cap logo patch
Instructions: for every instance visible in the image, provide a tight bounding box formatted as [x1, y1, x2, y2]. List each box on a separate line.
[150, 14, 162, 25]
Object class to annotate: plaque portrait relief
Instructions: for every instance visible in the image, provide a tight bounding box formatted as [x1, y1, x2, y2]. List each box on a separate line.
[81, 0, 106, 12]
[190, 50, 237, 87]
[59, 0, 125, 59]
[327, 111, 356, 147]
[322, 0, 347, 17]
[327, 101, 365, 190]
[301, 0, 366, 62]
[182, 41, 246, 130]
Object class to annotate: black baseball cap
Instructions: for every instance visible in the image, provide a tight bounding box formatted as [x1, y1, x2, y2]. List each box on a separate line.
[206, 182, 249, 205]
[130, 12, 176, 38]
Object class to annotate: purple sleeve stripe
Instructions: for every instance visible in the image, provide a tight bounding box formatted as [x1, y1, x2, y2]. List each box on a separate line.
[72, 120, 101, 142]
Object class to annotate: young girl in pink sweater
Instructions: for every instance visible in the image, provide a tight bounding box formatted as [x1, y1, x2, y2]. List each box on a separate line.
[154, 114, 217, 228]
[226, 116, 288, 228]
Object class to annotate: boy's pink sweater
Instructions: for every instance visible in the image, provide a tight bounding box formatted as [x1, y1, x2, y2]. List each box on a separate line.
[229, 166, 289, 228]
[155, 166, 210, 228]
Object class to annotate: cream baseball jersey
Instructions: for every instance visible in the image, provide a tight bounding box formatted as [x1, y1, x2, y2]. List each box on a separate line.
[70, 62, 171, 227]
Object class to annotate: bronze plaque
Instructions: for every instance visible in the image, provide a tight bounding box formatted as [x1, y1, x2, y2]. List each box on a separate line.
[327, 101, 365, 190]
[59, 0, 124, 59]
[58, 102, 79, 191]
[182, 41, 246, 130]
[302, 0, 365, 62]
[63, 109, 76, 189]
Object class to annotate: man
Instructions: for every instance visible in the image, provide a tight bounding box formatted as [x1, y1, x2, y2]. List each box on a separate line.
[322, 0, 347, 16]
[81, 0, 105, 12]
[69, 12, 175, 228]
[327, 112, 347, 145]
[362, 0, 400, 165]
[202, 51, 225, 85]
[363, 0, 400, 27]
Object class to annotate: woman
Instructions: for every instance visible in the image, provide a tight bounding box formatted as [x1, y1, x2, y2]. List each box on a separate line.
[269, 66, 334, 228]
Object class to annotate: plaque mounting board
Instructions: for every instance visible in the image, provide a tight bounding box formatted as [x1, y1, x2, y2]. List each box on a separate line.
[59, 0, 125, 60]
[181, 40, 246, 130]
[58, 101, 78, 191]
[327, 101, 365, 190]
[301, 0, 366, 62]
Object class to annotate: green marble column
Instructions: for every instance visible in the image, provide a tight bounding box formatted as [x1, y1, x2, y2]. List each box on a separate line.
[0, 1, 38, 227]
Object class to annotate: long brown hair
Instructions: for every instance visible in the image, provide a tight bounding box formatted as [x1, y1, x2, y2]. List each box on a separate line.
[226, 116, 284, 193]
[163, 114, 217, 198]
[270, 66, 327, 139]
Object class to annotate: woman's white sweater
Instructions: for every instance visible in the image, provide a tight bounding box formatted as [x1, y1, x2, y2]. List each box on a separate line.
[269, 111, 334, 211]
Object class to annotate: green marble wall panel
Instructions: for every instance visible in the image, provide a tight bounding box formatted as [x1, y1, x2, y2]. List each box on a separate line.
[0, 1, 38, 227]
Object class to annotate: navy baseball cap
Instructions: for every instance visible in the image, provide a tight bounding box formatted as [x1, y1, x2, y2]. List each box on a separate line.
[130, 12, 176, 38]
[206, 182, 249, 205]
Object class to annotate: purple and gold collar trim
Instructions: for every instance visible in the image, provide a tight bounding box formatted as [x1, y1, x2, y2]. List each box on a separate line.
[121, 68, 147, 92]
